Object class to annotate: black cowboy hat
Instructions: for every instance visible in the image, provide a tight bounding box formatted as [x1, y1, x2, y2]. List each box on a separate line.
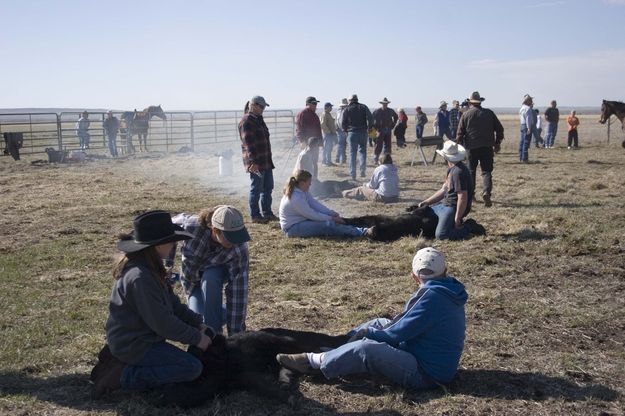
[117, 210, 194, 253]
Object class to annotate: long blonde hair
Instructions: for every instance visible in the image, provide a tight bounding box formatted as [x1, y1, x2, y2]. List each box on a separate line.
[284, 170, 312, 199]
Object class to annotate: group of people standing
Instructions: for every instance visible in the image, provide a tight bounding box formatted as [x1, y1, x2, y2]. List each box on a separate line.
[520, 97, 581, 160]
[74, 110, 122, 157]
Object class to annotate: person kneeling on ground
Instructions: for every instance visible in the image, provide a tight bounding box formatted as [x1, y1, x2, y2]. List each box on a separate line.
[91, 211, 214, 398]
[277, 247, 467, 389]
[169, 205, 251, 335]
[413, 141, 485, 240]
[342, 153, 399, 203]
[279, 169, 371, 238]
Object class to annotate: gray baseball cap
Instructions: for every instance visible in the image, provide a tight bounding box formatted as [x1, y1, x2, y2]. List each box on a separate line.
[251, 95, 269, 108]
[211, 205, 250, 244]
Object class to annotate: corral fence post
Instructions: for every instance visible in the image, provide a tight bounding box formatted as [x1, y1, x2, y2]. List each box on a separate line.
[56, 114, 63, 149]
[190, 113, 195, 150]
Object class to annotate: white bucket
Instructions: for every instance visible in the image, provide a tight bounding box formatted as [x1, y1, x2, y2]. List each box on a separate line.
[219, 156, 233, 176]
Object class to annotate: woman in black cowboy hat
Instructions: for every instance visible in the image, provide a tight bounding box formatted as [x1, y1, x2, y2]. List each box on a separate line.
[91, 211, 214, 398]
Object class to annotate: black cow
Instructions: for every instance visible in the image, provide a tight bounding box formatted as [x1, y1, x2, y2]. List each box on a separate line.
[158, 328, 349, 408]
[310, 179, 355, 198]
[343, 206, 438, 242]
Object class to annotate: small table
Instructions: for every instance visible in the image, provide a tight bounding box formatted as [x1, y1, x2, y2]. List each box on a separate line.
[410, 136, 444, 166]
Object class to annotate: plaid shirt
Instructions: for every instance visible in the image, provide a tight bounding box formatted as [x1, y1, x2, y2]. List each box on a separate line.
[171, 213, 249, 334]
[449, 108, 461, 135]
[239, 113, 275, 172]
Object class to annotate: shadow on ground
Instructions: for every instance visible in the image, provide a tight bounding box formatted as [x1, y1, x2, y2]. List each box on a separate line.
[324, 368, 619, 404]
[0, 370, 403, 415]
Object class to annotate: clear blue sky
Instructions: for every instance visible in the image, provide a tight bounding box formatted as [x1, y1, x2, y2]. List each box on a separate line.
[1, 0, 624, 110]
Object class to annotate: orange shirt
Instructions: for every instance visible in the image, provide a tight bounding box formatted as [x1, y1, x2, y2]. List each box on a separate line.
[567, 115, 579, 131]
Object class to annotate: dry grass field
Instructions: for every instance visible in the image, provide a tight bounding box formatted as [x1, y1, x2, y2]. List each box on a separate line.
[1, 114, 624, 416]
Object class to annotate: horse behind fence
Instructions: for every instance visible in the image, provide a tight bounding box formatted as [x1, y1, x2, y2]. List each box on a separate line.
[120, 105, 166, 153]
[599, 99, 625, 148]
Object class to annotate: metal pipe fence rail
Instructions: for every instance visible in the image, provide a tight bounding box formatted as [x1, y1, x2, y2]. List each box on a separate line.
[1, 110, 295, 156]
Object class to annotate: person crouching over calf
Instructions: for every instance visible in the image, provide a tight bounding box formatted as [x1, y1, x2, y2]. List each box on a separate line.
[91, 211, 214, 399]
[276, 247, 467, 390]
[414, 141, 486, 239]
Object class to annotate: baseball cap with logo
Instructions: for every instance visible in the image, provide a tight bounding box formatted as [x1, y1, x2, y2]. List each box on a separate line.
[412, 247, 446, 278]
[211, 205, 251, 244]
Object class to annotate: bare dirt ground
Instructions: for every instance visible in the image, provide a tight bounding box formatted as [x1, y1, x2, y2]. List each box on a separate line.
[0, 115, 624, 415]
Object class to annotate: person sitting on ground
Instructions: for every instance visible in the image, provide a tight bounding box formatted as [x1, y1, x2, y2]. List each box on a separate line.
[413, 141, 485, 240]
[279, 170, 371, 238]
[91, 211, 213, 399]
[342, 153, 400, 203]
[277, 246, 467, 390]
[170, 205, 251, 336]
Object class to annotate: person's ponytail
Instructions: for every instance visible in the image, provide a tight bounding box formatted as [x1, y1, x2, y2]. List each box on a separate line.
[284, 170, 312, 199]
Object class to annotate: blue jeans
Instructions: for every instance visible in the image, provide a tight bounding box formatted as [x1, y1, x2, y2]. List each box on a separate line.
[285, 220, 366, 238]
[77, 132, 90, 149]
[533, 128, 543, 147]
[519, 125, 532, 161]
[321, 318, 435, 389]
[188, 265, 229, 333]
[107, 133, 118, 157]
[416, 125, 424, 139]
[249, 169, 274, 219]
[544, 122, 558, 147]
[348, 130, 368, 179]
[438, 126, 453, 140]
[121, 342, 203, 390]
[431, 203, 470, 240]
[323, 133, 337, 164]
[374, 128, 392, 158]
[336, 130, 347, 163]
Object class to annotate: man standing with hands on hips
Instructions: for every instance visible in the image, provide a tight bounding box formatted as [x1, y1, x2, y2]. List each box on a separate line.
[239, 95, 277, 224]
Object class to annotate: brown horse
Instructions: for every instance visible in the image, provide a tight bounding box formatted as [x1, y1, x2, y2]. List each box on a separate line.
[120, 105, 166, 153]
[599, 99, 625, 148]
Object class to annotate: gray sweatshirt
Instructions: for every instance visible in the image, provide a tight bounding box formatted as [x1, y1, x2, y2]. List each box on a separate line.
[105, 260, 203, 364]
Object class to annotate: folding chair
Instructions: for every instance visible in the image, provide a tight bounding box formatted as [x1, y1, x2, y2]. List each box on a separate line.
[410, 136, 444, 166]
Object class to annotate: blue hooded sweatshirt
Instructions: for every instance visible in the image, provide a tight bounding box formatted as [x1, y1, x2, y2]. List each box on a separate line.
[365, 276, 467, 383]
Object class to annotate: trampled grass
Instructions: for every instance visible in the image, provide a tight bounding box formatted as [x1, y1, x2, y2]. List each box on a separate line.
[0, 114, 624, 415]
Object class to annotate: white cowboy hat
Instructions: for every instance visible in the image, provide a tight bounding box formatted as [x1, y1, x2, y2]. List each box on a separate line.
[436, 140, 466, 163]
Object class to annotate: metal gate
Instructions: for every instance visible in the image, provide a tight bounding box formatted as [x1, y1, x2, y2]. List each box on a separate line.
[1, 109, 295, 156]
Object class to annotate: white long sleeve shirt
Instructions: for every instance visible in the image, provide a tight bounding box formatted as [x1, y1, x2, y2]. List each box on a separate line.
[279, 188, 337, 231]
[366, 163, 400, 198]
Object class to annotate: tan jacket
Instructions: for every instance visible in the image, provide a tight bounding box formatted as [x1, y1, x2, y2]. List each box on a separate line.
[320, 110, 337, 135]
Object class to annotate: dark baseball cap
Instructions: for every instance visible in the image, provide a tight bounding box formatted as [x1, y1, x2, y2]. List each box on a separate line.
[306, 96, 320, 104]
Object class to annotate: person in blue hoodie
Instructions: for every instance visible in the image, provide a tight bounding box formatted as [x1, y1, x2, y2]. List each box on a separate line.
[277, 247, 467, 389]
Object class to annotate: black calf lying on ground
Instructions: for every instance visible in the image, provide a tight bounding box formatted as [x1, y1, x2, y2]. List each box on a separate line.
[344, 205, 486, 241]
[158, 328, 349, 408]
[310, 179, 354, 198]
[343, 206, 439, 242]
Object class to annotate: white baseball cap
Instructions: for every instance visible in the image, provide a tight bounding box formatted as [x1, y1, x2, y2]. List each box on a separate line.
[412, 247, 446, 278]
